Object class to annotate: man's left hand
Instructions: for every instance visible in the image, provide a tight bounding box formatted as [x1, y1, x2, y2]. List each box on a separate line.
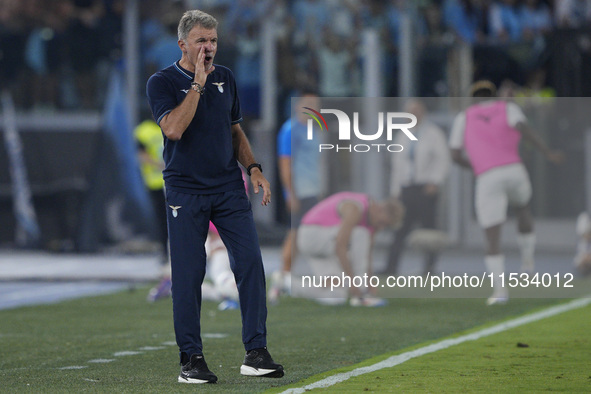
[251, 171, 271, 206]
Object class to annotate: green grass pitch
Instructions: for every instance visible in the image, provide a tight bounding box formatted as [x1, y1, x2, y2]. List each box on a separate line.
[0, 284, 587, 393]
[292, 303, 591, 393]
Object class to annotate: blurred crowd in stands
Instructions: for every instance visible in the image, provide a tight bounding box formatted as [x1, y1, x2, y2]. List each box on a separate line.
[1, 0, 590, 113]
[0, 0, 124, 110]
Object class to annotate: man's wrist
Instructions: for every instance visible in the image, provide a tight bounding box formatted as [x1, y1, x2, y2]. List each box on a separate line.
[246, 163, 262, 176]
[190, 81, 205, 94]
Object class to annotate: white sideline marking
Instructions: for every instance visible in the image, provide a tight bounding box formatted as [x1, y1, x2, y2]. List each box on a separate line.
[59, 339, 176, 370]
[139, 346, 165, 351]
[281, 297, 591, 394]
[113, 351, 143, 357]
[203, 333, 229, 339]
[88, 359, 115, 363]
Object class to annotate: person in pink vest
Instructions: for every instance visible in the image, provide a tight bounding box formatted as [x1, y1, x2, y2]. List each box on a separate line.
[296, 192, 404, 306]
[449, 80, 563, 305]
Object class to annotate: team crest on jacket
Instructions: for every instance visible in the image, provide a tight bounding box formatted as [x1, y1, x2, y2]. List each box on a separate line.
[169, 205, 182, 218]
[212, 82, 224, 93]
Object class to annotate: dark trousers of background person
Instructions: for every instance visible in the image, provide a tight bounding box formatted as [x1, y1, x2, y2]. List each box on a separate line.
[385, 184, 439, 276]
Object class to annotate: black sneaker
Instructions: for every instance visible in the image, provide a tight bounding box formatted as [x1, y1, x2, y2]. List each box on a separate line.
[240, 347, 284, 378]
[178, 354, 218, 384]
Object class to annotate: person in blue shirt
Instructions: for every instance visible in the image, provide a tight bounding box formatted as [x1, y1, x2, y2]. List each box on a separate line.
[269, 92, 322, 304]
[443, 0, 487, 44]
[146, 9, 283, 384]
[489, 0, 524, 42]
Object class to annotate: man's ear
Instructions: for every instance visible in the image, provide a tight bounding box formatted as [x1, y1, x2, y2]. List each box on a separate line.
[178, 39, 186, 53]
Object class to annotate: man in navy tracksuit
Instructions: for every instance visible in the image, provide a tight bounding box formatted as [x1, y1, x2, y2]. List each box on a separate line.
[146, 9, 283, 384]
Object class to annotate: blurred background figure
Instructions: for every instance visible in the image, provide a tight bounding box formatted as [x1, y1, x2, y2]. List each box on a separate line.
[134, 117, 170, 302]
[224, 0, 273, 130]
[386, 99, 450, 277]
[314, 29, 359, 97]
[442, 0, 488, 45]
[296, 192, 404, 306]
[520, 0, 553, 40]
[449, 80, 564, 305]
[67, 0, 107, 109]
[202, 170, 251, 310]
[142, 7, 183, 82]
[201, 223, 240, 311]
[489, 0, 523, 43]
[269, 91, 322, 304]
[574, 212, 591, 276]
[555, 0, 591, 28]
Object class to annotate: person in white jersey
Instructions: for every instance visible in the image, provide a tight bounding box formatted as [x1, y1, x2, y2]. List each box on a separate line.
[449, 80, 563, 305]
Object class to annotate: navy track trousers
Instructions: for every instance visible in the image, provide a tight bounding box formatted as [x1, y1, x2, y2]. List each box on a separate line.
[165, 187, 268, 359]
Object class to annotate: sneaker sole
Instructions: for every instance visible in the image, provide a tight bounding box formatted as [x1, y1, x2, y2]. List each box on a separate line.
[240, 365, 284, 378]
[178, 375, 217, 384]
